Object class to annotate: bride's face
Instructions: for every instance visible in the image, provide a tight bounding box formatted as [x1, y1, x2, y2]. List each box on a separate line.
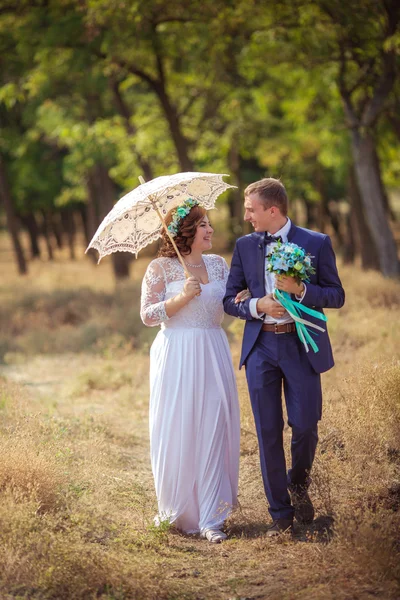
[191, 215, 214, 252]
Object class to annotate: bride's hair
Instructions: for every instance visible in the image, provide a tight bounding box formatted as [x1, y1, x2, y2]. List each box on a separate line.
[158, 205, 207, 258]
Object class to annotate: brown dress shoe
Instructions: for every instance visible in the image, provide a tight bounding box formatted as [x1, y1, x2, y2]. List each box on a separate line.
[266, 518, 294, 537]
[290, 486, 315, 524]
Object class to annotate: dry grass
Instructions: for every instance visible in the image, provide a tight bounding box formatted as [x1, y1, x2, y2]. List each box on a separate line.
[1, 233, 400, 599]
[0, 438, 63, 512]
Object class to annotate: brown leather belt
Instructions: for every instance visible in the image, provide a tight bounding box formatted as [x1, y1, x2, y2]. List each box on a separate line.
[262, 322, 296, 334]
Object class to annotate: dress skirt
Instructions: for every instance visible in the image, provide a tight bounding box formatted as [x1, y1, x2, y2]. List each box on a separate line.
[149, 326, 240, 534]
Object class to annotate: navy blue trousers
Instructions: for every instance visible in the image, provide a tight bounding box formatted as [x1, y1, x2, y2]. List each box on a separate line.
[245, 330, 321, 520]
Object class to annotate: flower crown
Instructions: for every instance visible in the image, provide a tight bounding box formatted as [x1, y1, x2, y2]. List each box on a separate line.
[167, 198, 199, 237]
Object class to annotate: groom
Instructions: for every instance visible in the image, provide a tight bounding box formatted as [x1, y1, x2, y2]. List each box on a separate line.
[224, 178, 345, 536]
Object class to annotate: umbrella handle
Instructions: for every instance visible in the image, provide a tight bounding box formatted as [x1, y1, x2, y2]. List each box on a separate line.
[138, 176, 191, 278]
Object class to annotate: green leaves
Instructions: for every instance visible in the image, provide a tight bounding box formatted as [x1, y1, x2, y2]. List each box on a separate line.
[0, 0, 398, 224]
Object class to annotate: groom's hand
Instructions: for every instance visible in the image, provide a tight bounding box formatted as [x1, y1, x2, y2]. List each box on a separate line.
[256, 294, 286, 319]
[275, 275, 305, 296]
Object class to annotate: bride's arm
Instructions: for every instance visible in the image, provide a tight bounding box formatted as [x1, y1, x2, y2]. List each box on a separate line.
[140, 261, 198, 326]
[140, 261, 168, 327]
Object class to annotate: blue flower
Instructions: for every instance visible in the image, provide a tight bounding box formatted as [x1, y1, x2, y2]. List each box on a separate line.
[274, 258, 288, 271]
[167, 198, 200, 237]
[266, 242, 315, 280]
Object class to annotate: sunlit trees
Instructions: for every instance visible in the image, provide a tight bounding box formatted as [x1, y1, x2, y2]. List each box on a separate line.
[0, 0, 399, 278]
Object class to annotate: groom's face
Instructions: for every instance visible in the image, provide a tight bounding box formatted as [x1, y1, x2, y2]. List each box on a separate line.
[244, 193, 274, 232]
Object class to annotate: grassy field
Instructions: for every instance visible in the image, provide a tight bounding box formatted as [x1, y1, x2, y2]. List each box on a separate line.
[0, 232, 399, 600]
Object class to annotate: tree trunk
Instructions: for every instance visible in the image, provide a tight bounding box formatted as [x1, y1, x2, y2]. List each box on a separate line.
[388, 113, 400, 141]
[156, 83, 194, 171]
[0, 158, 27, 274]
[226, 143, 244, 248]
[86, 171, 100, 230]
[50, 212, 63, 249]
[101, 167, 131, 280]
[370, 141, 395, 221]
[85, 171, 101, 263]
[41, 210, 54, 260]
[89, 163, 131, 279]
[110, 80, 154, 181]
[351, 130, 399, 276]
[129, 57, 194, 171]
[19, 212, 41, 258]
[304, 198, 318, 229]
[325, 200, 345, 250]
[60, 207, 76, 260]
[315, 166, 328, 233]
[342, 209, 355, 265]
[317, 198, 327, 234]
[348, 165, 380, 270]
[96, 163, 115, 220]
[112, 253, 130, 278]
[78, 203, 90, 245]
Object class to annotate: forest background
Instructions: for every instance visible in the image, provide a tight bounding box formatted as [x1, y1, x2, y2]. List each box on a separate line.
[1, 0, 400, 278]
[0, 1, 400, 599]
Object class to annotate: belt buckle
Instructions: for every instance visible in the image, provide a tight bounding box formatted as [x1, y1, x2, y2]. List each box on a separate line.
[274, 323, 285, 335]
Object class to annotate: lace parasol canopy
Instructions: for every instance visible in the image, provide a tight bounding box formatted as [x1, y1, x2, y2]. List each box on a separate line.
[86, 172, 235, 262]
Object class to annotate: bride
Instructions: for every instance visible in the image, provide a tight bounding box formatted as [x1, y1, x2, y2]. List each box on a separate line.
[140, 199, 241, 543]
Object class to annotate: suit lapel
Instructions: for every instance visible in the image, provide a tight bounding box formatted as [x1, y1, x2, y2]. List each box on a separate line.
[287, 222, 298, 242]
[257, 233, 266, 295]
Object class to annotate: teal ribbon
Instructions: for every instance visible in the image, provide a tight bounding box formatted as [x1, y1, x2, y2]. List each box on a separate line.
[274, 289, 327, 354]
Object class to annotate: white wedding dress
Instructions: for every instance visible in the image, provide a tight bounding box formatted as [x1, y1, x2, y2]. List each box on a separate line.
[140, 254, 240, 534]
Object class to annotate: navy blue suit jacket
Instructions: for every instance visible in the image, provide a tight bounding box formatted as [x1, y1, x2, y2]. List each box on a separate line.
[223, 223, 345, 373]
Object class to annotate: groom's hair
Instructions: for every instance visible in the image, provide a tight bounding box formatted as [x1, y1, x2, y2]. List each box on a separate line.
[244, 178, 288, 215]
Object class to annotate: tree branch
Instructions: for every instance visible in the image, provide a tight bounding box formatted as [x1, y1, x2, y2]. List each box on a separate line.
[109, 79, 154, 179]
[347, 58, 376, 95]
[150, 20, 166, 88]
[337, 43, 359, 128]
[388, 113, 400, 141]
[360, 0, 400, 126]
[109, 79, 137, 135]
[361, 51, 396, 127]
[93, 48, 160, 91]
[177, 91, 202, 119]
[155, 17, 195, 26]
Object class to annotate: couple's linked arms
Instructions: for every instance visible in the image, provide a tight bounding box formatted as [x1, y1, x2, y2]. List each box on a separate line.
[223, 244, 255, 321]
[223, 236, 345, 320]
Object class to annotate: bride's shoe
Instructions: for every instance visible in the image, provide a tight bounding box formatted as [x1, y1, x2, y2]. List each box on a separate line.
[201, 529, 227, 543]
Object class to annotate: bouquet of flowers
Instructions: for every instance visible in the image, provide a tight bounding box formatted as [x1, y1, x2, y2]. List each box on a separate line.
[266, 241, 327, 353]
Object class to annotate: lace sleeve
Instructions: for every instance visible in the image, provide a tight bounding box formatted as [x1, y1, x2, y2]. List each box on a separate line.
[140, 260, 169, 327]
[221, 257, 230, 283]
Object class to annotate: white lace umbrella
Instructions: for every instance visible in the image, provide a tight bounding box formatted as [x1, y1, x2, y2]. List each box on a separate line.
[86, 171, 235, 273]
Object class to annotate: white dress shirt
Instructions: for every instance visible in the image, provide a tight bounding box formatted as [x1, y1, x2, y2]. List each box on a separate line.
[249, 218, 306, 324]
